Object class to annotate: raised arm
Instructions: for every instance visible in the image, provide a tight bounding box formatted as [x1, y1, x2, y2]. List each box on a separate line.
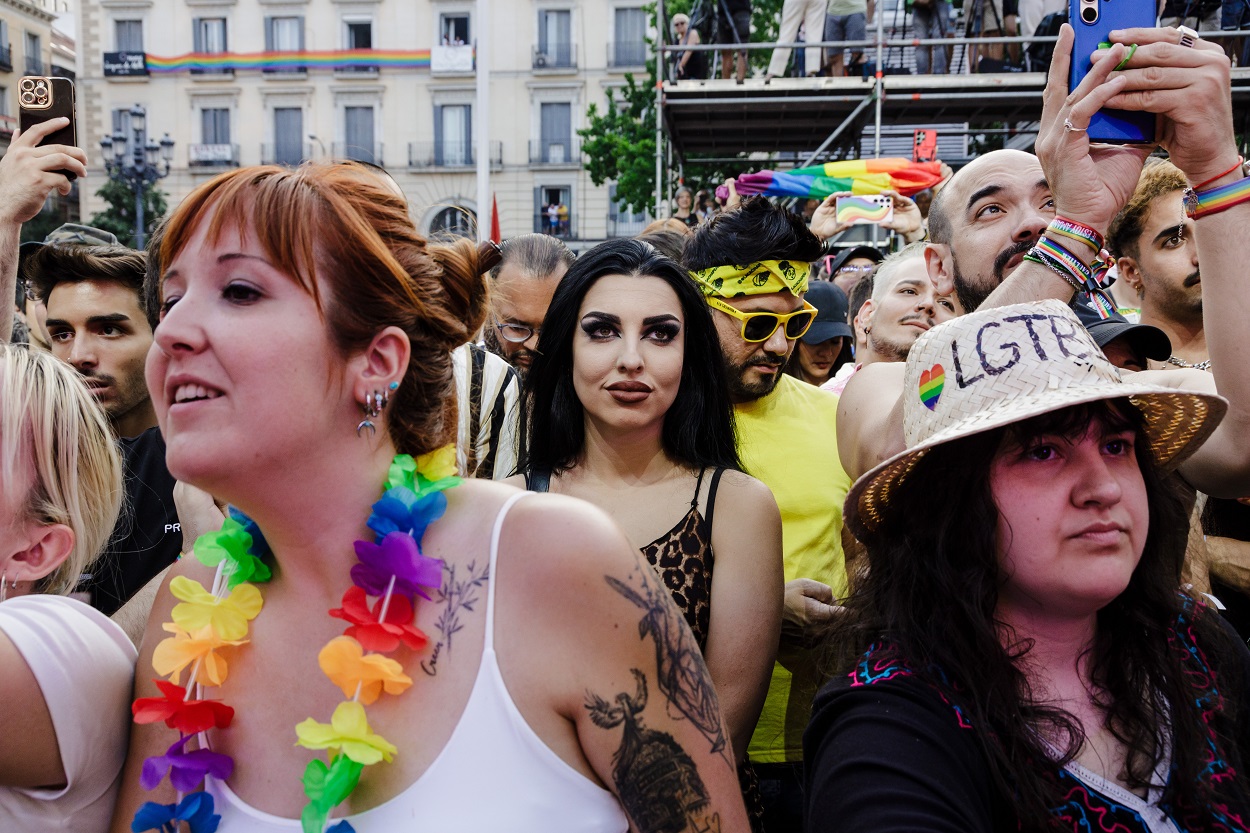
[0, 120, 88, 341]
[704, 471, 784, 760]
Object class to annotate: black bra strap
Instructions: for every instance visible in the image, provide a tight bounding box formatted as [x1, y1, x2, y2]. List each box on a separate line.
[704, 467, 726, 530]
[690, 466, 708, 507]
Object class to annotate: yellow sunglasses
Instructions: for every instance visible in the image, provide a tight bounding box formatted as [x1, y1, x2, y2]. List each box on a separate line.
[706, 296, 818, 343]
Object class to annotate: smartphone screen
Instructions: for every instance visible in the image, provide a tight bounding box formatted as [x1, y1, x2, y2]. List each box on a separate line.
[1068, 0, 1155, 143]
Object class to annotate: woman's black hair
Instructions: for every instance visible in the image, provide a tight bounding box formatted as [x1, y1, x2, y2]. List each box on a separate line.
[828, 400, 1249, 831]
[682, 195, 823, 272]
[520, 238, 741, 475]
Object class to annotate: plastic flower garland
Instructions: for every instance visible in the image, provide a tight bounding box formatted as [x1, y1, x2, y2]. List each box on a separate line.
[130, 447, 460, 833]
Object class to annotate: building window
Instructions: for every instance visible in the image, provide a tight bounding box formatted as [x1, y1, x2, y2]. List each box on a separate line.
[536, 9, 573, 68]
[111, 107, 132, 138]
[608, 184, 648, 237]
[535, 101, 573, 164]
[612, 8, 647, 67]
[25, 32, 42, 75]
[115, 20, 143, 52]
[202, 108, 230, 144]
[342, 18, 376, 73]
[0, 87, 8, 118]
[435, 104, 471, 166]
[430, 206, 475, 238]
[440, 14, 469, 45]
[534, 185, 572, 238]
[194, 18, 227, 53]
[272, 107, 304, 166]
[343, 106, 376, 165]
[264, 16, 304, 74]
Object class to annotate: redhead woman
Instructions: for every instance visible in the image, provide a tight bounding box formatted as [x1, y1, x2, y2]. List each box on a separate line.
[0, 344, 135, 831]
[806, 300, 1250, 832]
[513, 239, 784, 827]
[110, 164, 749, 833]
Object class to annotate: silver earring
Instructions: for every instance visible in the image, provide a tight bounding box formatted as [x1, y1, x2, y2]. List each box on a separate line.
[0, 573, 13, 603]
[355, 389, 389, 438]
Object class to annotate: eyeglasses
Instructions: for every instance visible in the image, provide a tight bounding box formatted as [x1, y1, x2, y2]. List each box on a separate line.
[706, 297, 817, 343]
[495, 322, 540, 343]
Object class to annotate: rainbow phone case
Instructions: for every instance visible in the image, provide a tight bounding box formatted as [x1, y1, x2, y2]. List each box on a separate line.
[835, 195, 893, 225]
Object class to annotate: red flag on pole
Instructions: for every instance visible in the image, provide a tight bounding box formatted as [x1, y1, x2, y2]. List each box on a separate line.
[490, 194, 501, 244]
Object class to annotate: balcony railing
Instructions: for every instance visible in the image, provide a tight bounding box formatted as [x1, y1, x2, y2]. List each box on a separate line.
[331, 141, 384, 166]
[532, 43, 576, 70]
[335, 63, 378, 76]
[607, 213, 649, 237]
[0, 45, 11, 73]
[408, 140, 503, 169]
[263, 57, 306, 76]
[188, 143, 240, 167]
[533, 212, 576, 239]
[607, 41, 647, 68]
[25, 57, 48, 76]
[431, 44, 474, 73]
[529, 138, 580, 167]
[260, 141, 313, 167]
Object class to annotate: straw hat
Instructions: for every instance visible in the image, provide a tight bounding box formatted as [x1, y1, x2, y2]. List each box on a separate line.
[844, 299, 1227, 539]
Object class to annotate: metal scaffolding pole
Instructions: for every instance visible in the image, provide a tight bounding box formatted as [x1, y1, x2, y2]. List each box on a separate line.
[798, 89, 877, 168]
[655, 0, 666, 219]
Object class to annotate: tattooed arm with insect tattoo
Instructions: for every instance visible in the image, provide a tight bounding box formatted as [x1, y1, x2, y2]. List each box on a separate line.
[491, 492, 751, 833]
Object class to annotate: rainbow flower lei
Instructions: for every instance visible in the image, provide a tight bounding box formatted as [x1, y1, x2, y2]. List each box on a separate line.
[131, 447, 461, 833]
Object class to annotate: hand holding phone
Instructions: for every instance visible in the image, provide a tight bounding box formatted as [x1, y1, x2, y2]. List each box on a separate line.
[18, 76, 78, 180]
[1067, 0, 1155, 143]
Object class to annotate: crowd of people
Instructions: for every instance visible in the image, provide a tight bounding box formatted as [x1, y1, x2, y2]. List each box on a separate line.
[2, 21, 1250, 833]
[669, 0, 1250, 78]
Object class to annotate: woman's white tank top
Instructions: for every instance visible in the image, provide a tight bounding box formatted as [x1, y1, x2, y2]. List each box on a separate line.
[205, 492, 629, 832]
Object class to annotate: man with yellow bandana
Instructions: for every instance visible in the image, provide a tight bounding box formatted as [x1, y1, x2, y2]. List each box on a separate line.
[684, 197, 853, 833]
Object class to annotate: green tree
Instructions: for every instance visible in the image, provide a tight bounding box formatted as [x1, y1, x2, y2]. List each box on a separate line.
[579, 0, 783, 215]
[89, 176, 168, 249]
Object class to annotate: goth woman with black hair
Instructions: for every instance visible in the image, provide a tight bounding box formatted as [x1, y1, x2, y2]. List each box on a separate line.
[806, 300, 1250, 833]
[515, 238, 784, 826]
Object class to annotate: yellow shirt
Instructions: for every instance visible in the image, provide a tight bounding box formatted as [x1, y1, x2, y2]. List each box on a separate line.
[736, 374, 852, 764]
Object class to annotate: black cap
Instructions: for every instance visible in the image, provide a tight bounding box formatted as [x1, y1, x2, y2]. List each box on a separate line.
[801, 280, 854, 344]
[824, 245, 884, 277]
[1073, 291, 1171, 362]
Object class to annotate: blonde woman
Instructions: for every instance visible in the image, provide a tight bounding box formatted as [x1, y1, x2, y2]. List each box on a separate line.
[0, 344, 136, 831]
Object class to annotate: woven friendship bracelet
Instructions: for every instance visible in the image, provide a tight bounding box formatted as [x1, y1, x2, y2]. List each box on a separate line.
[1186, 172, 1250, 220]
[1023, 249, 1084, 294]
[1047, 216, 1104, 253]
[1034, 236, 1094, 285]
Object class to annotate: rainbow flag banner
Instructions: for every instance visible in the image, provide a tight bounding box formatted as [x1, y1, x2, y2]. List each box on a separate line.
[715, 158, 945, 202]
[145, 49, 434, 74]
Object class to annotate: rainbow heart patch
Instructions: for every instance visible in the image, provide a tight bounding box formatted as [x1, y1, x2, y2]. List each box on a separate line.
[918, 364, 944, 410]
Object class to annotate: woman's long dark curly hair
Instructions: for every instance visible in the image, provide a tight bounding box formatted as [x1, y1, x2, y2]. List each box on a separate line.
[830, 400, 1249, 831]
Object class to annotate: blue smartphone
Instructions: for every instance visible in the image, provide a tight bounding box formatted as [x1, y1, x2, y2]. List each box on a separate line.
[1068, 0, 1155, 143]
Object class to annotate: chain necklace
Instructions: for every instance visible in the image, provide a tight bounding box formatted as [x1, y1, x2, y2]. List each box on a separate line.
[1165, 355, 1212, 371]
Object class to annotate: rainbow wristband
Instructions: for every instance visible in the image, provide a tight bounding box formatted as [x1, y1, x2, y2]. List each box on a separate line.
[1034, 236, 1094, 285]
[1023, 249, 1083, 294]
[1186, 171, 1250, 220]
[1048, 216, 1104, 253]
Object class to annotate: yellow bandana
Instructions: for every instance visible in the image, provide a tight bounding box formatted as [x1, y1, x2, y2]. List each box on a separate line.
[689, 260, 810, 298]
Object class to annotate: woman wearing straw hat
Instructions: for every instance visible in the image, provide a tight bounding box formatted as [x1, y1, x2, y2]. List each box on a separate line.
[804, 299, 1250, 832]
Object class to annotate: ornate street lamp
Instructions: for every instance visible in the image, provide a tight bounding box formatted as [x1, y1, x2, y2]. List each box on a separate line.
[99, 103, 174, 249]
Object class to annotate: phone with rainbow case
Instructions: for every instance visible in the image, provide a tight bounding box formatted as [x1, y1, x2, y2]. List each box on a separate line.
[835, 194, 893, 226]
[1068, 0, 1155, 144]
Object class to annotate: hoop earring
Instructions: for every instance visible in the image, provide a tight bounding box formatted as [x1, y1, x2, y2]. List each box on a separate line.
[355, 389, 390, 438]
[0, 573, 13, 603]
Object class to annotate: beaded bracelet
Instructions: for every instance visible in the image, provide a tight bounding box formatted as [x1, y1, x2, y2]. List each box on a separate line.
[1022, 248, 1084, 294]
[1185, 168, 1250, 220]
[1048, 216, 1104, 254]
[1034, 236, 1094, 285]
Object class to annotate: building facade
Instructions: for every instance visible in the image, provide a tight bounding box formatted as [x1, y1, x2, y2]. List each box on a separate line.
[0, 0, 61, 151]
[75, 0, 653, 248]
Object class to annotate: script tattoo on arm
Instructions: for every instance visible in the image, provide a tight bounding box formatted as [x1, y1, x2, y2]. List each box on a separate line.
[421, 559, 490, 677]
[586, 669, 723, 833]
[605, 566, 731, 767]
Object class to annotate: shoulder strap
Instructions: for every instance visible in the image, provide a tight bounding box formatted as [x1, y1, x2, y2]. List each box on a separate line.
[703, 467, 727, 531]
[484, 492, 532, 651]
[690, 466, 707, 508]
[524, 468, 552, 493]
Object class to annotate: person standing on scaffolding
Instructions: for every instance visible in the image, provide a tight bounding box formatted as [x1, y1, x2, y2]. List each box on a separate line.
[672, 13, 709, 80]
[716, 0, 752, 81]
[912, 0, 952, 73]
[767, 0, 826, 79]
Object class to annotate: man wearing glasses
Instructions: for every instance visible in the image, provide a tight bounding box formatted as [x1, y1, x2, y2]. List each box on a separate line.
[684, 196, 853, 833]
[484, 233, 575, 377]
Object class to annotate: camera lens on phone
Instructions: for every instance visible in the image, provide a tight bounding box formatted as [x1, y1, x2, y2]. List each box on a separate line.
[1081, 5, 1097, 21]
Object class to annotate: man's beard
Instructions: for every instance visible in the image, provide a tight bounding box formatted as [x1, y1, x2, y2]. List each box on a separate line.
[952, 239, 1035, 312]
[1153, 268, 1203, 323]
[724, 353, 785, 402]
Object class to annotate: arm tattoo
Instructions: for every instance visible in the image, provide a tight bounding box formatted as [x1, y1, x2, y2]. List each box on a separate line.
[586, 669, 723, 833]
[420, 559, 490, 677]
[605, 566, 730, 766]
